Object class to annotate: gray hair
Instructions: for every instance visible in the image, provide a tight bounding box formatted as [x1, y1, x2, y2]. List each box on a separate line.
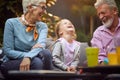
[22, 0, 46, 13]
[94, 0, 118, 9]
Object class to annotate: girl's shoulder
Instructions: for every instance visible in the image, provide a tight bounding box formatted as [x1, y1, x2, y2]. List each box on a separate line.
[54, 39, 62, 45]
[74, 40, 81, 46]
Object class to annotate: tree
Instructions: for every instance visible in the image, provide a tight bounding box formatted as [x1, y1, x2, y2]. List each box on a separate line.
[0, 0, 120, 46]
[115, 0, 120, 16]
[70, 0, 96, 42]
[71, 0, 96, 33]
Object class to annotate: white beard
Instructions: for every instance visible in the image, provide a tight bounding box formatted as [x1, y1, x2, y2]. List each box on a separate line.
[102, 17, 114, 28]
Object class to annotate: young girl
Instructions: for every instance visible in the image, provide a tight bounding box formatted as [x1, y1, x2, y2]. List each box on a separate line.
[52, 19, 81, 72]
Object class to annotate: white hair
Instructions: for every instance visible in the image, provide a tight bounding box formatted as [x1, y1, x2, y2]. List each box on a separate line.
[94, 0, 118, 9]
[22, 0, 46, 13]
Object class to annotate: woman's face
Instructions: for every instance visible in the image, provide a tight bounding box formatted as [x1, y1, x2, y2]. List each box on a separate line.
[30, 2, 46, 21]
[59, 19, 75, 35]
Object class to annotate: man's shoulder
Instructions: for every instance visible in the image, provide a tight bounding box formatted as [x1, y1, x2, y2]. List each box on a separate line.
[96, 25, 105, 31]
[94, 25, 105, 33]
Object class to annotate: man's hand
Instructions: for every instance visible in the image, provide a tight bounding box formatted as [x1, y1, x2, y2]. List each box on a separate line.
[20, 57, 31, 71]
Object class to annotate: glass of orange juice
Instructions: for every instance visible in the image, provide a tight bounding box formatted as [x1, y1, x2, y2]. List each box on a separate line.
[116, 46, 120, 64]
[114, 37, 120, 64]
[107, 52, 118, 65]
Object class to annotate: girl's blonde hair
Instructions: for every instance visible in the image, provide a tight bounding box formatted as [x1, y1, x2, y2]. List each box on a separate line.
[55, 19, 77, 39]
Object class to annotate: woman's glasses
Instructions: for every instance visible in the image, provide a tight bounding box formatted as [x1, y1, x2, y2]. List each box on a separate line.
[31, 4, 47, 11]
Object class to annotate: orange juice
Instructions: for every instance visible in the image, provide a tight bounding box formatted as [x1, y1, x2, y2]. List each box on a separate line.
[117, 54, 120, 64]
[107, 53, 118, 65]
[116, 46, 120, 64]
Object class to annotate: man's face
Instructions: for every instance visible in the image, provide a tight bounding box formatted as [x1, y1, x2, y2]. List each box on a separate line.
[97, 4, 116, 28]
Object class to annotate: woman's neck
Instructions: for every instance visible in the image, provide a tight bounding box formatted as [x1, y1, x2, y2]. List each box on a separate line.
[24, 13, 36, 24]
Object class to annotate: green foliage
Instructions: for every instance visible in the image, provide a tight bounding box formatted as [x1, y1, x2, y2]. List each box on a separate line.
[76, 31, 92, 42]
[0, 28, 3, 48]
[115, 0, 120, 16]
[0, 0, 22, 17]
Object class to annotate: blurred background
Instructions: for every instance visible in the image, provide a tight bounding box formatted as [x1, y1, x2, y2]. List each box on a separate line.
[0, 0, 120, 47]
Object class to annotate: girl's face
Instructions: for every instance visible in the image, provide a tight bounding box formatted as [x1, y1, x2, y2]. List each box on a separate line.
[59, 19, 75, 35]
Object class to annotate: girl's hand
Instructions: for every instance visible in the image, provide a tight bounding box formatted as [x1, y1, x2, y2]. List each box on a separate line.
[20, 57, 31, 71]
[67, 66, 76, 72]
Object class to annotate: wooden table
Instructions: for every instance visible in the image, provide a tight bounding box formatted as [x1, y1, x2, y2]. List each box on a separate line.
[77, 65, 120, 74]
[8, 70, 104, 80]
[77, 65, 120, 80]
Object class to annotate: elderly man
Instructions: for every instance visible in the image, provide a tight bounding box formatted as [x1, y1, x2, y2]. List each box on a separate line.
[91, 0, 120, 64]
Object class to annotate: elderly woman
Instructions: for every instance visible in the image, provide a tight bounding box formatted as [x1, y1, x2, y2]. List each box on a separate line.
[0, 0, 53, 78]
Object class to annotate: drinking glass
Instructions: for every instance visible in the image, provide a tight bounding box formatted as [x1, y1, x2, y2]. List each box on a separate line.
[114, 36, 120, 64]
[85, 47, 99, 67]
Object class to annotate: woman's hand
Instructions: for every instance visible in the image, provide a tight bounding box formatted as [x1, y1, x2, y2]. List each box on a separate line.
[32, 43, 43, 49]
[20, 57, 31, 71]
